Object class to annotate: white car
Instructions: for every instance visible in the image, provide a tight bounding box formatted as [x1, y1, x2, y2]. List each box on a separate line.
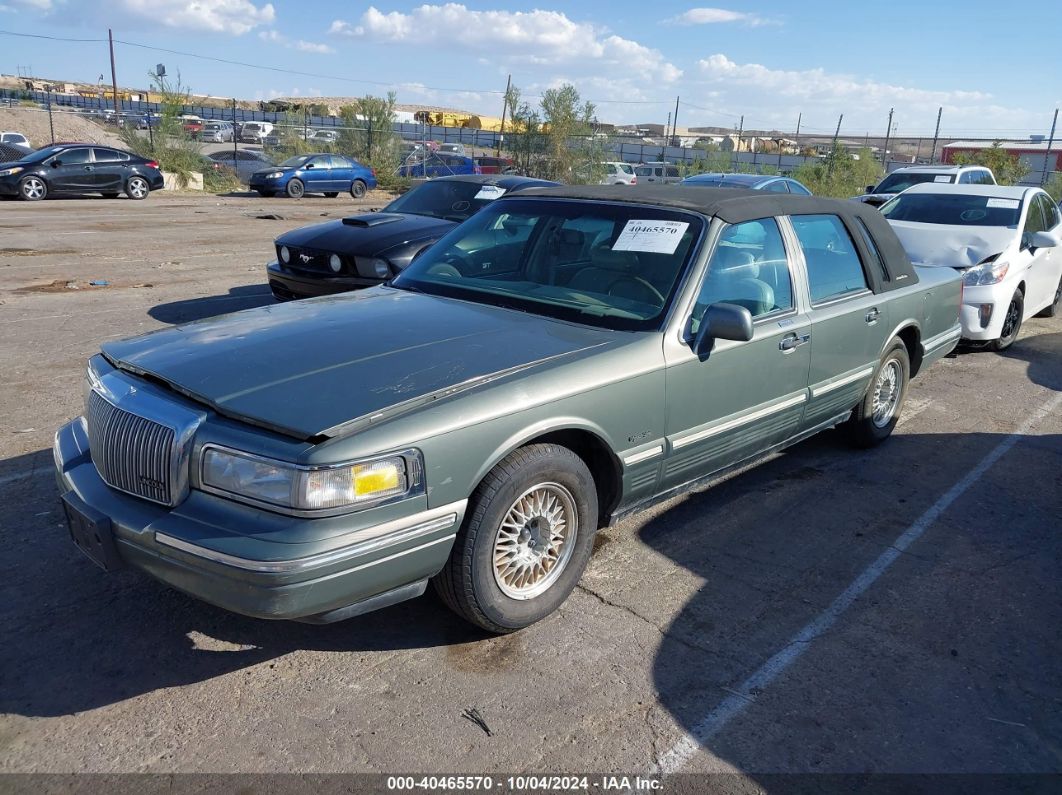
[882, 183, 1062, 350]
[240, 121, 275, 143]
[855, 165, 996, 208]
[0, 131, 30, 147]
[634, 161, 682, 184]
[438, 143, 466, 156]
[598, 161, 637, 185]
[309, 129, 339, 144]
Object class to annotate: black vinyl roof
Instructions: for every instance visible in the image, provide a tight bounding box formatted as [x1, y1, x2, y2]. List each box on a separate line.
[509, 184, 918, 292]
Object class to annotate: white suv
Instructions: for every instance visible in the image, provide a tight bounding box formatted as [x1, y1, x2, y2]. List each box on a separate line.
[855, 165, 995, 208]
[598, 161, 637, 185]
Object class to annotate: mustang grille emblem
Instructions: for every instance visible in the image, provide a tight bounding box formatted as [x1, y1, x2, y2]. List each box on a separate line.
[299, 253, 313, 263]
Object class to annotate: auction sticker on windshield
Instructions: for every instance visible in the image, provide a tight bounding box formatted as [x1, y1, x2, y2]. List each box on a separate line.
[986, 198, 1020, 209]
[475, 185, 506, 200]
[612, 220, 690, 254]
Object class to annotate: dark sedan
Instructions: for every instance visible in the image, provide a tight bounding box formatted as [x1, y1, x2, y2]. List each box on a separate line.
[267, 174, 556, 300]
[680, 172, 812, 194]
[207, 149, 274, 184]
[0, 144, 164, 201]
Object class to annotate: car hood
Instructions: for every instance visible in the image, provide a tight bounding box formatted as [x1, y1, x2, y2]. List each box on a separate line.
[888, 221, 1016, 268]
[101, 288, 616, 440]
[276, 213, 455, 256]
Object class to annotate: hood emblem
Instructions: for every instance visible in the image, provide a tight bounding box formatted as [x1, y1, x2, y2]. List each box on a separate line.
[299, 253, 312, 263]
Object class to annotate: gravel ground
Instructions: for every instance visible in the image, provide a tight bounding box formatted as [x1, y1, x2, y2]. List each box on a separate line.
[0, 106, 126, 150]
[0, 194, 1059, 794]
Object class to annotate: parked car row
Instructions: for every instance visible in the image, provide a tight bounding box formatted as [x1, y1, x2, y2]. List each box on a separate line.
[57, 185, 976, 635]
[0, 143, 163, 200]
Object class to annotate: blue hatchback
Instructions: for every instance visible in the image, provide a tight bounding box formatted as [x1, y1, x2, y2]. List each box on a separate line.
[248, 153, 377, 199]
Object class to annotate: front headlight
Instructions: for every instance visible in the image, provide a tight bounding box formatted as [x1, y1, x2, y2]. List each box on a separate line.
[354, 256, 392, 279]
[329, 253, 342, 273]
[200, 447, 423, 512]
[0, 166, 24, 177]
[962, 260, 1009, 286]
[266, 171, 284, 179]
[279, 245, 291, 263]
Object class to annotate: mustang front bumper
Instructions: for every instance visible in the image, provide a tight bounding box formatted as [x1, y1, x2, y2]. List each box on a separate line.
[54, 418, 463, 622]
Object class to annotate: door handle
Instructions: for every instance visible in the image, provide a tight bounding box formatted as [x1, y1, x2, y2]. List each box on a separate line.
[84, 166, 93, 171]
[865, 308, 880, 323]
[779, 333, 811, 351]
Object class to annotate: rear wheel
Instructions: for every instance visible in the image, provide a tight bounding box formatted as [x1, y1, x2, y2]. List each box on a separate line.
[845, 338, 910, 448]
[350, 179, 367, 199]
[989, 290, 1024, 351]
[19, 176, 46, 201]
[433, 444, 598, 633]
[286, 179, 304, 199]
[126, 176, 149, 200]
[1036, 276, 1061, 318]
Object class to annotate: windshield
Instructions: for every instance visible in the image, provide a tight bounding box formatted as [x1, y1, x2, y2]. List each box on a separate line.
[875, 172, 953, 193]
[382, 180, 513, 222]
[391, 198, 703, 331]
[279, 155, 310, 168]
[881, 193, 1021, 227]
[616, 163, 634, 175]
[21, 145, 64, 162]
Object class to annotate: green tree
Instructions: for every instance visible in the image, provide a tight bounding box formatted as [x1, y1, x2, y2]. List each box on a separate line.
[119, 72, 207, 189]
[792, 146, 883, 198]
[951, 141, 1029, 185]
[336, 92, 401, 187]
[539, 83, 599, 183]
[1044, 170, 1062, 202]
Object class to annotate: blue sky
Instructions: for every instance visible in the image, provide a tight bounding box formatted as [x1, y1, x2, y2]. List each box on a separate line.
[1, 0, 1058, 138]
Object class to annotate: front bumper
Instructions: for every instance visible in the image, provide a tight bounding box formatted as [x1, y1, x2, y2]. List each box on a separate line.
[54, 418, 463, 622]
[958, 282, 1013, 341]
[266, 260, 380, 300]
[0, 176, 21, 196]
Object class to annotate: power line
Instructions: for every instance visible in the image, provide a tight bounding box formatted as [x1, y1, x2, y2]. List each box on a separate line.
[0, 29, 106, 43]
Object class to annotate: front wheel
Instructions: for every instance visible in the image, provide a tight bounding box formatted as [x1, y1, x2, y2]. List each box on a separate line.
[433, 444, 598, 633]
[286, 178, 305, 199]
[350, 179, 367, 199]
[19, 176, 47, 201]
[845, 338, 910, 448]
[1036, 276, 1061, 318]
[989, 290, 1024, 351]
[126, 176, 149, 200]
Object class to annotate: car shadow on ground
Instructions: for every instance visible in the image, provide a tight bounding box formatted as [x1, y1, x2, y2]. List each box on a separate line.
[1002, 330, 1062, 391]
[0, 449, 489, 718]
[147, 285, 275, 325]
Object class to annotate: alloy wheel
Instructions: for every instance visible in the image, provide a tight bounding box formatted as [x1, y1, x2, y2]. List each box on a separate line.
[21, 177, 45, 200]
[492, 482, 578, 600]
[872, 360, 902, 428]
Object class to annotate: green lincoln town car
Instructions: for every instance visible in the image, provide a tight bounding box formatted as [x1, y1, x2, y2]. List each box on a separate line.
[55, 186, 962, 632]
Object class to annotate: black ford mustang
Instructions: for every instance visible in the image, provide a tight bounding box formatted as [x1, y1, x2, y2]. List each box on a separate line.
[266, 174, 556, 300]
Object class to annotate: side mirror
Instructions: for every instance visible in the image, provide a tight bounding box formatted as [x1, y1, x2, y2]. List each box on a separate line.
[51, 160, 62, 168]
[304, 163, 314, 169]
[1030, 230, 1061, 250]
[866, 185, 876, 193]
[694, 302, 754, 356]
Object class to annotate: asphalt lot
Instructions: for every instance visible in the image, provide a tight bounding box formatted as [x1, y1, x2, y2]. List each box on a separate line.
[0, 193, 1060, 790]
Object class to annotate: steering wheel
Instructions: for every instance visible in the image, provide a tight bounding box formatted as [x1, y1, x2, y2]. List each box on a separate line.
[606, 275, 665, 305]
[436, 249, 473, 274]
[427, 263, 462, 279]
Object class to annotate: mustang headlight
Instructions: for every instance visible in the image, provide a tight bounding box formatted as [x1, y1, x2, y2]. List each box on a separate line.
[962, 260, 1009, 286]
[279, 245, 291, 263]
[354, 256, 392, 279]
[0, 166, 24, 177]
[201, 447, 423, 512]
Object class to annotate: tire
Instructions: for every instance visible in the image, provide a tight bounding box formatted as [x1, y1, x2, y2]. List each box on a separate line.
[102, 193, 120, 199]
[324, 191, 339, 198]
[989, 289, 1024, 351]
[286, 178, 304, 199]
[845, 338, 910, 448]
[1036, 275, 1062, 318]
[126, 176, 149, 200]
[350, 179, 367, 199]
[433, 444, 598, 633]
[19, 175, 47, 201]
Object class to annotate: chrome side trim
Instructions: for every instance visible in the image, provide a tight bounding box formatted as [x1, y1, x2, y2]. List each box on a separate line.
[671, 393, 807, 450]
[809, 366, 875, 398]
[154, 499, 465, 574]
[622, 445, 664, 466]
[923, 326, 962, 353]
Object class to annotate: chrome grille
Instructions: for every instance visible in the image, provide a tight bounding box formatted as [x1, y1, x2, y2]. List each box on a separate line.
[87, 390, 176, 505]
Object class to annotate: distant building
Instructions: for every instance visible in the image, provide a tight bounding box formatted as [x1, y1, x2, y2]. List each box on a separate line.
[942, 138, 1062, 172]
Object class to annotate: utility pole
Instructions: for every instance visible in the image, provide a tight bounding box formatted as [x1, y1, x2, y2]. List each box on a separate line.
[671, 95, 680, 148]
[664, 112, 671, 158]
[1041, 108, 1058, 186]
[497, 73, 511, 157]
[827, 113, 843, 176]
[108, 28, 119, 116]
[881, 107, 894, 166]
[929, 106, 942, 165]
[735, 114, 744, 170]
[232, 98, 238, 164]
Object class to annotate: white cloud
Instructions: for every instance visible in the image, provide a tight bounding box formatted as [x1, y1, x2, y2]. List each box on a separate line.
[294, 40, 334, 54]
[665, 8, 775, 26]
[329, 4, 680, 83]
[117, 0, 274, 35]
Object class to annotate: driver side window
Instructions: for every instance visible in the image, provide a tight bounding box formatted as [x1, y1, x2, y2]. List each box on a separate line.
[693, 218, 794, 328]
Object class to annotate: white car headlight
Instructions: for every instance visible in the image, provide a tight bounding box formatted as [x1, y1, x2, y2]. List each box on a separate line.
[0, 166, 24, 177]
[355, 257, 392, 279]
[962, 260, 1009, 286]
[200, 447, 423, 512]
[329, 254, 342, 272]
[280, 245, 291, 263]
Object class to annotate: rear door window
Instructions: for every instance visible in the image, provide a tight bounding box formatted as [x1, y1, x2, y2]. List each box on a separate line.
[791, 214, 870, 303]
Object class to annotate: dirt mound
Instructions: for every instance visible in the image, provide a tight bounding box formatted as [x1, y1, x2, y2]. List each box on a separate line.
[0, 106, 126, 150]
